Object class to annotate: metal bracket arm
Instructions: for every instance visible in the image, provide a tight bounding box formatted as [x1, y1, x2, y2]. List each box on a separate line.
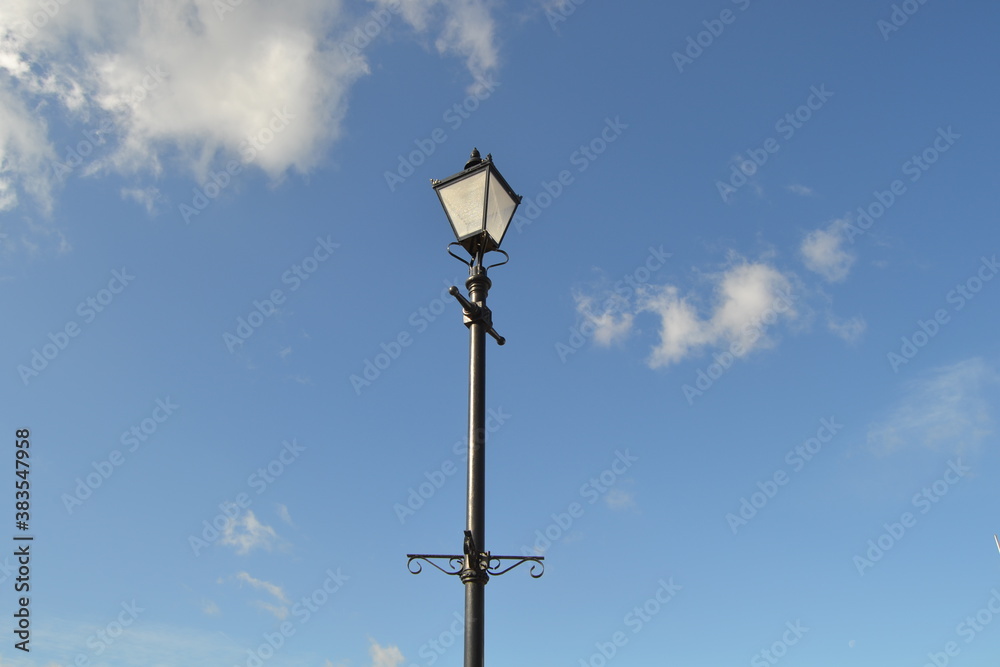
[486, 555, 545, 578]
[406, 554, 465, 576]
[449, 286, 505, 345]
[406, 553, 544, 579]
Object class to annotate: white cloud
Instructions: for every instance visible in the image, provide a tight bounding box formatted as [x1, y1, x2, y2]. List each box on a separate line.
[374, 0, 499, 90]
[234, 571, 289, 619]
[369, 639, 405, 667]
[234, 571, 289, 604]
[0, 81, 58, 213]
[253, 600, 289, 620]
[786, 184, 814, 196]
[0, 0, 505, 217]
[574, 292, 634, 346]
[220, 510, 278, 555]
[1, 1, 365, 192]
[868, 358, 998, 457]
[642, 261, 797, 368]
[827, 314, 866, 343]
[201, 599, 220, 616]
[85, 0, 365, 181]
[276, 503, 294, 525]
[801, 217, 855, 282]
[6, 218, 73, 257]
[120, 185, 162, 214]
[434, 1, 498, 87]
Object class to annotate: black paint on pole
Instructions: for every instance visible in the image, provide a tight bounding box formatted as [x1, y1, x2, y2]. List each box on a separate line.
[405, 259, 543, 663]
[406, 165, 544, 664]
[462, 265, 491, 667]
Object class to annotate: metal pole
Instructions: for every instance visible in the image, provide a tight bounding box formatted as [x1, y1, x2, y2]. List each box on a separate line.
[406, 250, 542, 665]
[462, 265, 490, 667]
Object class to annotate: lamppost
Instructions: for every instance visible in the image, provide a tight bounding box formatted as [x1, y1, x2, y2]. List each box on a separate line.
[407, 149, 544, 667]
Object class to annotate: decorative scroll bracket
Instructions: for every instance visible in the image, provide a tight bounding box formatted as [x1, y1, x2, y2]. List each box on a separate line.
[406, 553, 545, 580]
[486, 555, 545, 578]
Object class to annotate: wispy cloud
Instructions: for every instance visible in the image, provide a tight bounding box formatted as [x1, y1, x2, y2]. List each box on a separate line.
[868, 358, 998, 457]
[574, 292, 634, 346]
[567, 257, 799, 368]
[374, 0, 500, 90]
[801, 217, 855, 282]
[642, 260, 797, 367]
[369, 638, 405, 667]
[234, 571, 289, 604]
[0, 82, 57, 214]
[120, 186, 162, 214]
[254, 600, 289, 620]
[220, 510, 278, 555]
[827, 313, 866, 343]
[234, 571, 289, 620]
[786, 184, 814, 196]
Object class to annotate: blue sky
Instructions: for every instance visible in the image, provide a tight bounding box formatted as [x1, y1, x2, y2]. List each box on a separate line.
[2, 0, 999, 665]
